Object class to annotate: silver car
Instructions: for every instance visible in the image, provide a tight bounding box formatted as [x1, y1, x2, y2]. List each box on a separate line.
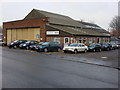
[63, 43, 88, 54]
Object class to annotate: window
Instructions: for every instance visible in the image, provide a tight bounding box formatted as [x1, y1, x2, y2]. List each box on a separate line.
[69, 43, 78, 46]
[99, 38, 101, 43]
[83, 38, 86, 44]
[64, 37, 69, 44]
[103, 38, 105, 43]
[89, 38, 92, 44]
[79, 37, 82, 43]
[50, 42, 55, 46]
[82, 45, 85, 47]
[97, 38, 99, 43]
[53, 37, 60, 44]
[93, 38, 96, 43]
[54, 42, 59, 46]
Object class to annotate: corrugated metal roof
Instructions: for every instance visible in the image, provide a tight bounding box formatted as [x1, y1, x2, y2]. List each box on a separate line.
[77, 21, 110, 34]
[24, 9, 84, 27]
[24, 9, 110, 37]
[48, 24, 109, 36]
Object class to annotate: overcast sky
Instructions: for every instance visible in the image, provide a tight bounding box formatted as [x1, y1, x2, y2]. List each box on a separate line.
[0, 0, 119, 30]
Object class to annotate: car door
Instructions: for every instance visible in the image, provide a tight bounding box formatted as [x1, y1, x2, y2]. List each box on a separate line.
[95, 45, 99, 51]
[78, 44, 82, 51]
[81, 44, 85, 51]
[49, 42, 54, 51]
[54, 42, 60, 50]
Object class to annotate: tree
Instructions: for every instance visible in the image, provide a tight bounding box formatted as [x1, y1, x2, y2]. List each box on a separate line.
[109, 16, 120, 30]
[0, 26, 2, 33]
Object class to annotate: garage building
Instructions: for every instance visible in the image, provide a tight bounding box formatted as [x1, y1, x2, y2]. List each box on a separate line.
[3, 9, 110, 46]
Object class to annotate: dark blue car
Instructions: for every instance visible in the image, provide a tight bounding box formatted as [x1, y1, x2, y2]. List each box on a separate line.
[19, 41, 39, 49]
[29, 42, 44, 50]
[8, 40, 27, 48]
[35, 41, 61, 52]
[101, 43, 112, 51]
[88, 44, 102, 52]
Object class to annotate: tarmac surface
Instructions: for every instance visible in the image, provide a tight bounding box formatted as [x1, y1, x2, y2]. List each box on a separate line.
[44, 49, 119, 69]
[1, 47, 119, 88]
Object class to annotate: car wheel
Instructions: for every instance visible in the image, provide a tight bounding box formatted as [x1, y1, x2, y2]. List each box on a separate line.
[13, 45, 17, 49]
[44, 48, 48, 52]
[57, 48, 61, 52]
[26, 46, 29, 50]
[64, 51, 67, 53]
[84, 49, 87, 53]
[110, 47, 112, 50]
[8, 47, 11, 49]
[74, 49, 77, 54]
[93, 49, 95, 52]
[107, 48, 109, 51]
[99, 49, 102, 52]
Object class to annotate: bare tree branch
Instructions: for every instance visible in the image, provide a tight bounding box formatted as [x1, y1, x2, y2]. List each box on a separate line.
[109, 16, 120, 30]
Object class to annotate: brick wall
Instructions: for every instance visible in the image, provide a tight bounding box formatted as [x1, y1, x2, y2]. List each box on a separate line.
[3, 18, 47, 43]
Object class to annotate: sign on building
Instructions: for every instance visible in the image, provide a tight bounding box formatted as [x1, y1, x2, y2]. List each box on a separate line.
[46, 31, 59, 35]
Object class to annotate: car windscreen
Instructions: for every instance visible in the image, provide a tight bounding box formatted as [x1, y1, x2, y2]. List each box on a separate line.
[25, 41, 31, 44]
[110, 42, 116, 45]
[89, 44, 95, 47]
[69, 43, 78, 46]
[38, 42, 44, 45]
[42, 42, 49, 46]
[13, 40, 19, 43]
[103, 43, 108, 45]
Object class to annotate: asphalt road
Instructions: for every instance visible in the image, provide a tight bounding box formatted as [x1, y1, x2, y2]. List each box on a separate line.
[45, 49, 119, 68]
[1, 47, 119, 88]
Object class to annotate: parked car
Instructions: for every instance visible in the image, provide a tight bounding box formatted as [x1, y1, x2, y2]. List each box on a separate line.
[116, 42, 120, 49]
[110, 42, 117, 49]
[35, 41, 61, 52]
[101, 43, 112, 51]
[29, 42, 44, 50]
[19, 41, 39, 49]
[8, 40, 27, 48]
[63, 43, 88, 54]
[0, 40, 5, 46]
[88, 44, 102, 52]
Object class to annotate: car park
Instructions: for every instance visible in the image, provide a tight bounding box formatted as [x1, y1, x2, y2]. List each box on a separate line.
[19, 41, 39, 49]
[35, 41, 61, 52]
[63, 43, 88, 54]
[101, 43, 112, 51]
[88, 44, 102, 52]
[29, 42, 44, 50]
[7, 40, 27, 48]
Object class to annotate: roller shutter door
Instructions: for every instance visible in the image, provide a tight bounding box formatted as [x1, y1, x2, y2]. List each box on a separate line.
[16, 29, 23, 40]
[28, 28, 34, 40]
[11, 29, 17, 41]
[7, 29, 12, 44]
[33, 28, 40, 41]
[22, 29, 28, 40]
[7, 27, 40, 44]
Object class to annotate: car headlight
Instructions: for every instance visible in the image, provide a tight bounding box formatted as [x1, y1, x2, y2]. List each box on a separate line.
[35, 47, 38, 49]
[34, 46, 37, 48]
[40, 46, 43, 48]
[23, 44, 26, 46]
[11, 43, 14, 45]
[89, 47, 92, 49]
